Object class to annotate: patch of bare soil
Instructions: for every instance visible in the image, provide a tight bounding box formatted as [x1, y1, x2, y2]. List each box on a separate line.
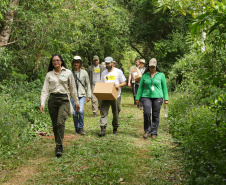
[2, 166, 37, 185]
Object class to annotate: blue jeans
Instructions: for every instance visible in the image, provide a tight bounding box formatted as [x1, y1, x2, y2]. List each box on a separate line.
[71, 97, 85, 132]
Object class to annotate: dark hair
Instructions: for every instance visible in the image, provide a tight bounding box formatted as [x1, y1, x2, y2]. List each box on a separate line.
[143, 65, 161, 74]
[135, 58, 140, 62]
[48, 54, 67, 72]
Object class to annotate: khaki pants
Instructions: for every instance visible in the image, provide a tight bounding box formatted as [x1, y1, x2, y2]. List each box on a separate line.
[91, 84, 100, 113]
[100, 96, 121, 128]
[48, 94, 69, 146]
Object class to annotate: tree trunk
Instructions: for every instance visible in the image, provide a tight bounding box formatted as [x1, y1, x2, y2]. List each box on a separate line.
[0, 0, 20, 47]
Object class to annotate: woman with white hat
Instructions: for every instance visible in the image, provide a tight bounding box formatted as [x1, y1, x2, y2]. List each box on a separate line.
[135, 58, 168, 139]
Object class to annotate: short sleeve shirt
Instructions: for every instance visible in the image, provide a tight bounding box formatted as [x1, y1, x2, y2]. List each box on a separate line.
[101, 68, 127, 97]
[92, 66, 101, 84]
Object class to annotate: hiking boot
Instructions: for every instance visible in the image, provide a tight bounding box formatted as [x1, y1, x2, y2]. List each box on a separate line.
[80, 128, 86, 135]
[75, 129, 80, 135]
[55, 145, 63, 157]
[113, 127, 118, 134]
[93, 112, 98, 117]
[151, 134, 157, 139]
[143, 133, 149, 139]
[98, 126, 106, 137]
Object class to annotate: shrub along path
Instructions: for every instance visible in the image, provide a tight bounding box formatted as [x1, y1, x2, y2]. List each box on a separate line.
[1, 87, 186, 184]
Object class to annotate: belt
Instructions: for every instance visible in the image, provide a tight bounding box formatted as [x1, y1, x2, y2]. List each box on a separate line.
[50, 93, 67, 97]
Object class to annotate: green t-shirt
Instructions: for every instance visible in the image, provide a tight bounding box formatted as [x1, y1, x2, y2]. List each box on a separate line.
[135, 72, 168, 101]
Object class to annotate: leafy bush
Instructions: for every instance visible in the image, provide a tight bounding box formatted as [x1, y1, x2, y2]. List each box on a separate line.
[169, 92, 226, 184]
[0, 79, 51, 158]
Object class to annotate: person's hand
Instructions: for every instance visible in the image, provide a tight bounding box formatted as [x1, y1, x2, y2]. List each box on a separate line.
[164, 100, 169, 105]
[40, 105, 45, 114]
[128, 82, 131, 87]
[76, 104, 80, 112]
[115, 84, 120, 90]
[135, 100, 140, 106]
[86, 98, 90, 102]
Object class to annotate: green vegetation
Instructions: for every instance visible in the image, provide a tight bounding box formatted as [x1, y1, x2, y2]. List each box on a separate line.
[0, 88, 185, 184]
[0, 0, 225, 184]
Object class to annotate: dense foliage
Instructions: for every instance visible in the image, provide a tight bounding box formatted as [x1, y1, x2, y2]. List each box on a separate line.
[0, 0, 225, 184]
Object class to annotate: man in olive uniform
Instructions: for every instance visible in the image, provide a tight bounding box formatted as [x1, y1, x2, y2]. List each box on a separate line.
[88, 55, 105, 117]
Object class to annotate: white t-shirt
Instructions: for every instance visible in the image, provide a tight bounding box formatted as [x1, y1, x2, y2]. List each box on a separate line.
[101, 68, 127, 97]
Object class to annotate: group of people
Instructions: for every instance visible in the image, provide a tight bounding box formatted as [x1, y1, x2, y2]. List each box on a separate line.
[40, 54, 168, 157]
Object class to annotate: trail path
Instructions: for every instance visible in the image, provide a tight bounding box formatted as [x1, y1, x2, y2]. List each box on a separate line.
[1, 88, 185, 184]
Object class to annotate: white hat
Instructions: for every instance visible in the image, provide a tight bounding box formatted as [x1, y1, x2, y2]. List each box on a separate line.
[74, 56, 82, 60]
[140, 59, 145, 63]
[105, 57, 113, 63]
[149, 58, 157, 66]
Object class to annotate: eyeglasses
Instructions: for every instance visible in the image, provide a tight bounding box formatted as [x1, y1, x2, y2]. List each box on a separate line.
[52, 59, 61, 62]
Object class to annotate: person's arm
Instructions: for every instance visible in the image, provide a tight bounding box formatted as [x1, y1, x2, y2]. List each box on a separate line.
[128, 73, 132, 87]
[115, 81, 126, 90]
[161, 73, 169, 104]
[40, 74, 49, 113]
[135, 74, 145, 101]
[68, 72, 80, 111]
[85, 72, 91, 102]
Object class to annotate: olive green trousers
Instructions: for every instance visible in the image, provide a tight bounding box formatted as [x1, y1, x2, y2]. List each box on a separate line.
[100, 96, 121, 128]
[48, 94, 69, 146]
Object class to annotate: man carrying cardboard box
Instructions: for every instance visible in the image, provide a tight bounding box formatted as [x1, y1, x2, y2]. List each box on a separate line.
[98, 57, 127, 137]
[88, 55, 105, 117]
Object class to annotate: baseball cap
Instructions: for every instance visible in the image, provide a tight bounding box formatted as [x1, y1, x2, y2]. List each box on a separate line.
[113, 61, 116, 63]
[140, 59, 145, 64]
[149, 58, 157, 66]
[93, 55, 99, 61]
[74, 56, 82, 60]
[105, 57, 113, 63]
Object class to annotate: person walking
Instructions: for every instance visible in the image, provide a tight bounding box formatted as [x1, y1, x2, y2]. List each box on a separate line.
[137, 59, 146, 110]
[128, 58, 140, 105]
[40, 54, 80, 157]
[98, 57, 127, 137]
[135, 58, 168, 139]
[71, 56, 91, 135]
[88, 55, 105, 117]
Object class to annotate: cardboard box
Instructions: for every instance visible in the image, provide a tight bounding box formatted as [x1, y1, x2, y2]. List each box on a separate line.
[93, 82, 118, 100]
[131, 66, 142, 81]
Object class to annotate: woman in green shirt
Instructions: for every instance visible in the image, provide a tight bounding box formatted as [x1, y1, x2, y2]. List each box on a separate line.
[135, 58, 168, 139]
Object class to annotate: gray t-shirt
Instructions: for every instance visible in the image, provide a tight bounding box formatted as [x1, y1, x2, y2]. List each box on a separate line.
[92, 66, 101, 84]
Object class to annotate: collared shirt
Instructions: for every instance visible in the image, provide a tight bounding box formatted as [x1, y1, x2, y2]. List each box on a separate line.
[135, 72, 168, 101]
[71, 68, 92, 98]
[41, 67, 79, 106]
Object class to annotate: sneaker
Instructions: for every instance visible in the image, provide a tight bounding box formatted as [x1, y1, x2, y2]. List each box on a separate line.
[55, 145, 63, 157]
[139, 106, 143, 110]
[151, 135, 157, 139]
[143, 133, 149, 139]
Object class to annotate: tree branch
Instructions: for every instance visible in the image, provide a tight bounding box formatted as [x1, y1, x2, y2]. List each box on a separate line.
[130, 43, 146, 59]
[0, 40, 17, 47]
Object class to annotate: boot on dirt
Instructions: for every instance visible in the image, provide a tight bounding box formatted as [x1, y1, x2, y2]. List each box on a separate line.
[98, 126, 106, 137]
